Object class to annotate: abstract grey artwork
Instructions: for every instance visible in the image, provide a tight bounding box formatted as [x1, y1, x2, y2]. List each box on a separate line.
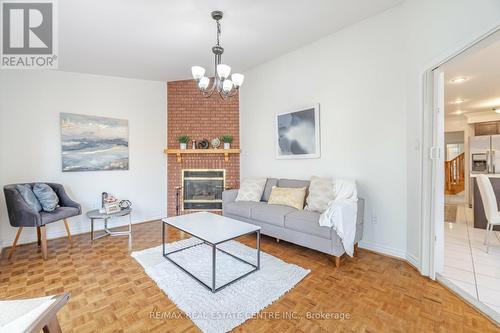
[61, 113, 129, 172]
[276, 104, 320, 159]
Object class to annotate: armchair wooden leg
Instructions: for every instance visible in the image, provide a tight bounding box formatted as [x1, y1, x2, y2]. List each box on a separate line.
[354, 243, 358, 256]
[63, 219, 73, 246]
[334, 255, 341, 268]
[8, 226, 23, 259]
[37, 227, 41, 247]
[40, 226, 48, 260]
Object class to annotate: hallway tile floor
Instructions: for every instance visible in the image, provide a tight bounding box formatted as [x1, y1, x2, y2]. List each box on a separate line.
[442, 195, 500, 315]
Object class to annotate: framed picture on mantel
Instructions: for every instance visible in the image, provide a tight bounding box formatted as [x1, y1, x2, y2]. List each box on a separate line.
[275, 104, 320, 159]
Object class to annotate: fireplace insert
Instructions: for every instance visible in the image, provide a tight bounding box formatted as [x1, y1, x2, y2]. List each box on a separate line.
[182, 169, 225, 211]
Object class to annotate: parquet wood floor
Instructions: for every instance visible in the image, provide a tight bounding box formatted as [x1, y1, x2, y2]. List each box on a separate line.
[1, 220, 499, 333]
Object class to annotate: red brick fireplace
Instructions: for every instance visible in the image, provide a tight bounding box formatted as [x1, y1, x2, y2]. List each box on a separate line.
[166, 79, 240, 216]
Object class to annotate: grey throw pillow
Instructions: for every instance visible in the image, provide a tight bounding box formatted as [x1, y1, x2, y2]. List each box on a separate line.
[33, 183, 59, 212]
[236, 178, 267, 202]
[16, 184, 42, 212]
[305, 176, 335, 213]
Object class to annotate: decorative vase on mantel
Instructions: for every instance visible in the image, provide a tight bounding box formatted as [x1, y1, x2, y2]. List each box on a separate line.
[177, 135, 190, 150]
[220, 135, 233, 150]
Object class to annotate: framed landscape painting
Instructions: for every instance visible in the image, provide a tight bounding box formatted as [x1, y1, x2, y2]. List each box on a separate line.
[276, 104, 320, 159]
[60, 113, 129, 172]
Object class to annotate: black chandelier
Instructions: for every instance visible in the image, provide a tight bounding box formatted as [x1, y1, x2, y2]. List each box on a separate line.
[191, 11, 244, 99]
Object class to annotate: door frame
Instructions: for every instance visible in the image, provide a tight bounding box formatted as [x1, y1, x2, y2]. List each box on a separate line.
[421, 25, 500, 278]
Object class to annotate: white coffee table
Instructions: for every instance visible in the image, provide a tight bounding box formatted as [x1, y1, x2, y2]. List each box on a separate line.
[162, 212, 261, 293]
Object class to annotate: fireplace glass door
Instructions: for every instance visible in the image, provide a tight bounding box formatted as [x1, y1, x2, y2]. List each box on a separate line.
[182, 170, 225, 211]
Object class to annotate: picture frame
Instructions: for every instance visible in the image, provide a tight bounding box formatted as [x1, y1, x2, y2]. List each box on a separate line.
[60, 113, 129, 172]
[275, 104, 320, 159]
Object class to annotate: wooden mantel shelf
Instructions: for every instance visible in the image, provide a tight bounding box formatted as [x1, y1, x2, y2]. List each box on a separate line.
[164, 148, 240, 162]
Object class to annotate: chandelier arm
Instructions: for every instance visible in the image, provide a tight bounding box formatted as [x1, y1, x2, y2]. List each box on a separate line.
[228, 88, 239, 97]
[202, 77, 217, 96]
[218, 90, 228, 100]
[202, 88, 215, 98]
[219, 87, 239, 99]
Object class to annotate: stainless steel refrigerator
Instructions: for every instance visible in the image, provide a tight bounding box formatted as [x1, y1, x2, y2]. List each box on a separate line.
[469, 135, 500, 206]
[470, 135, 500, 174]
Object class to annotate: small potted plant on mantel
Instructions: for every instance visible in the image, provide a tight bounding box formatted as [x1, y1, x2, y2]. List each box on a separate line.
[177, 135, 190, 150]
[220, 135, 233, 149]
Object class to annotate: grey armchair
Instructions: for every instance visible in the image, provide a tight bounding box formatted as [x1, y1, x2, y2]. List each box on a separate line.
[3, 183, 81, 260]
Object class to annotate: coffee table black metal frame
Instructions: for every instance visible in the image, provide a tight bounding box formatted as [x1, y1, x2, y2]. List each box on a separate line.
[162, 220, 260, 293]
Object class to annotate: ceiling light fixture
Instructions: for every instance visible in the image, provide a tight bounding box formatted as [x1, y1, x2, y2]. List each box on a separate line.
[452, 98, 465, 105]
[191, 11, 244, 99]
[455, 110, 463, 115]
[450, 76, 469, 84]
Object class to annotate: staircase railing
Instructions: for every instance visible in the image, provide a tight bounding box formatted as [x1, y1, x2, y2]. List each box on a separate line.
[445, 152, 465, 193]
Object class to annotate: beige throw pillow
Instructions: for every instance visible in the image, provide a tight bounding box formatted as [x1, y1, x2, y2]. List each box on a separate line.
[236, 178, 267, 202]
[268, 186, 307, 210]
[305, 176, 335, 213]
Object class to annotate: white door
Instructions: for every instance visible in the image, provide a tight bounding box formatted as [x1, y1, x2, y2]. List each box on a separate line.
[431, 69, 445, 278]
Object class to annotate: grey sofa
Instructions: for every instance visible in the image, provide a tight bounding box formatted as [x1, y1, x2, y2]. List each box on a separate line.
[222, 178, 364, 267]
[3, 183, 81, 260]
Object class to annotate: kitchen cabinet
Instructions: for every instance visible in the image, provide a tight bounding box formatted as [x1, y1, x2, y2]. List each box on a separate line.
[473, 176, 500, 230]
[475, 122, 500, 136]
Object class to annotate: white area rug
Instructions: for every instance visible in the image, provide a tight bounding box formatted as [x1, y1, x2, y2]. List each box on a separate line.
[131, 237, 310, 333]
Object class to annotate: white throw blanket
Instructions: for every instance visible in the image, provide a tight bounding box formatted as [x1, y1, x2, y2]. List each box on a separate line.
[319, 178, 358, 257]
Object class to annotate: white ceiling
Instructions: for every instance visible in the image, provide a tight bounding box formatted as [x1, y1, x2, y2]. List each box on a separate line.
[444, 33, 500, 118]
[59, 0, 402, 81]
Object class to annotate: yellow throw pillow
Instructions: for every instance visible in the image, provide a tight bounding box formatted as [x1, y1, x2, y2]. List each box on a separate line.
[267, 186, 307, 210]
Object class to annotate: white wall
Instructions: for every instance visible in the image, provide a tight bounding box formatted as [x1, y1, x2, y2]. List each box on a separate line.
[0, 71, 167, 248]
[466, 112, 500, 124]
[445, 117, 468, 133]
[240, 0, 500, 264]
[404, 0, 499, 267]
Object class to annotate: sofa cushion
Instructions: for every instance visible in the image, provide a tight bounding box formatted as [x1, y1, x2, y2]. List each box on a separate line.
[236, 178, 267, 202]
[224, 201, 265, 219]
[285, 210, 332, 239]
[40, 207, 80, 224]
[268, 186, 307, 210]
[16, 184, 42, 212]
[32, 183, 59, 212]
[278, 179, 310, 189]
[261, 178, 278, 202]
[251, 204, 297, 227]
[305, 176, 334, 213]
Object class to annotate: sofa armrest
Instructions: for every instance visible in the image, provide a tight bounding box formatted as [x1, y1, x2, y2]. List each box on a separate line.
[47, 183, 82, 214]
[222, 189, 238, 210]
[3, 186, 42, 227]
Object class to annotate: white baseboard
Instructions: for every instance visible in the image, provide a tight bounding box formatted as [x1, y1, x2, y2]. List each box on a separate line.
[7, 222, 422, 274]
[13, 215, 164, 246]
[405, 252, 419, 269]
[358, 240, 422, 271]
[358, 240, 407, 260]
